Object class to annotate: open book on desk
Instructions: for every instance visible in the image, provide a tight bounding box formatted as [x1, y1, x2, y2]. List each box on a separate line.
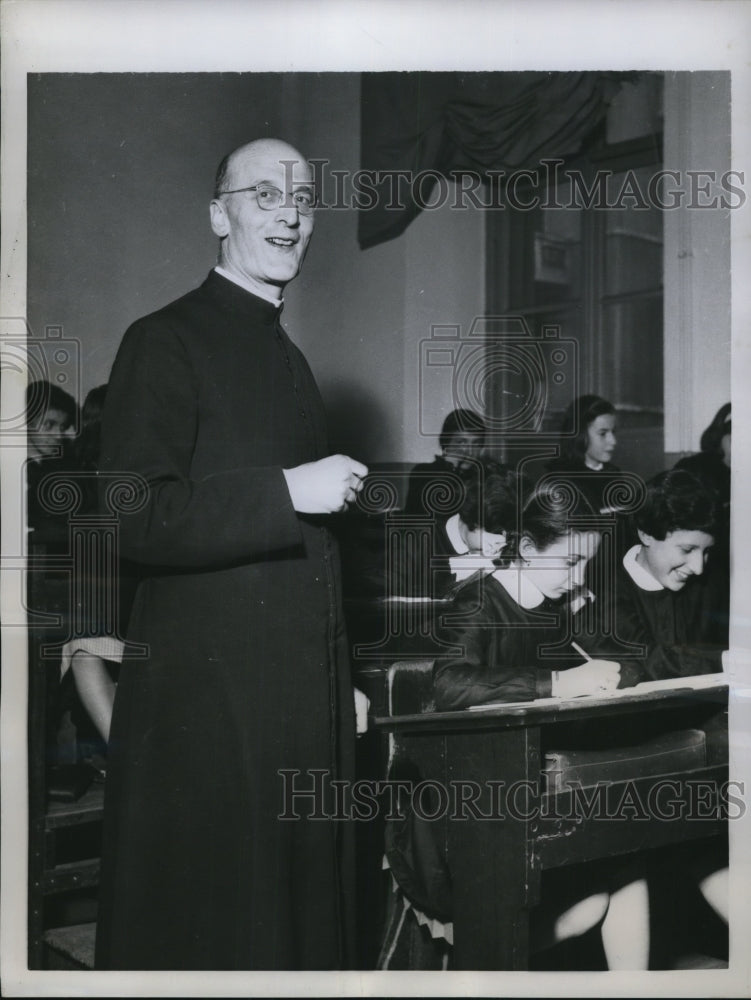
[468, 672, 729, 711]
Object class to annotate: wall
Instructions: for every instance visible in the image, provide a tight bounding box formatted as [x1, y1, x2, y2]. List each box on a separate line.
[663, 71, 732, 457]
[27, 73, 485, 466]
[29, 71, 731, 468]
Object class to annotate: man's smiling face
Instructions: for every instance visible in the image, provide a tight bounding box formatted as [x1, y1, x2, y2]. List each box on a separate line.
[210, 139, 314, 300]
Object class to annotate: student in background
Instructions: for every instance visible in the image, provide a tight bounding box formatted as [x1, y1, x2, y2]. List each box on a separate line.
[25, 380, 78, 545]
[675, 402, 730, 507]
[390, 460, 516, 599]
[404, 408, 486, 518]
[547, 394, 620, 515]
[61, 384, 139, 750]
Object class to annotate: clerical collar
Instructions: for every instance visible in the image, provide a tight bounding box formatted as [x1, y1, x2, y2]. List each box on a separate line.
[492, 565, 546, 609]
[214, 266, 284, 308]
[445, 514, 468, 554]
[623, 544, 664, 591]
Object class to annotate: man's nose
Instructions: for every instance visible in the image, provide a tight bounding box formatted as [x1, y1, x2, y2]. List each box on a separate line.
[275, 200, 301, 224]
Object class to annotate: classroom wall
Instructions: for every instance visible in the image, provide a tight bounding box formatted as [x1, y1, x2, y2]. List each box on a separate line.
[663, 71, 732, 457]
[27, 71, 731, 469]
[27, 73, 485, 466]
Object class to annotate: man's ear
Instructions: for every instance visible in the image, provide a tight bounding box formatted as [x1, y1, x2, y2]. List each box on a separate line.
[637, 529, 653, 547]
[210, 199, 230, 238]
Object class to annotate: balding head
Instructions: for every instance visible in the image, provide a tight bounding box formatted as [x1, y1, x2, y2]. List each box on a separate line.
[210, 137, 315, 300]
[214, 138, 311, 198]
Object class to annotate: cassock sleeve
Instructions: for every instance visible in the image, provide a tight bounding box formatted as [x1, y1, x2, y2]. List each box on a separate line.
[433, 579, 552, 710]
[100, 318, 303, 568]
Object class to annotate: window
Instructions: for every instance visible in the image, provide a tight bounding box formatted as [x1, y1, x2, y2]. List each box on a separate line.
[485, 75, 665, 473]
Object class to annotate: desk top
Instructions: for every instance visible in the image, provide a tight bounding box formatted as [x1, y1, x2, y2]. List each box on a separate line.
[374, 677, 729, 734]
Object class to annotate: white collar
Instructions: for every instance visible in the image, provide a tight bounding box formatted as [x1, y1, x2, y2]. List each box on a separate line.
[444, 514, 467, 554]
[623, 544, 664, 591]
[491, 564, 546, 609]
[214, 266, 284, 307]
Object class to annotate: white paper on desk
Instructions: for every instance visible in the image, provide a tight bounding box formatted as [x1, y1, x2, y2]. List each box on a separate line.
[468, 672, 728, 711]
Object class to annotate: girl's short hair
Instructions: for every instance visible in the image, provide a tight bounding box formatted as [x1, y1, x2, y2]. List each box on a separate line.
[635, 468, 718, 541]
[25, 379, 78, 429]
[558, 394, 616, 462]
[699, 402, 731, 457]
[458, 461, 518, 533]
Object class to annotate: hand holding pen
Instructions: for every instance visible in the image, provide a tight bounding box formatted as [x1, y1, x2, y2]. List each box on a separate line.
[550, 641, 622, 698]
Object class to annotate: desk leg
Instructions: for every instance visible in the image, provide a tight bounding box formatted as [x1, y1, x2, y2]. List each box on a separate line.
[446, 727, 541, 970]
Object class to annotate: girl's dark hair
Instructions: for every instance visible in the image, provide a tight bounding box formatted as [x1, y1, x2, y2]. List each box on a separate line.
[496, 480, 596, 567]
[439, 408, 487, 451]
[558, 394, 616, 462]
[699, 402, 731, 456]
[635, 468, 718, 541]
[458, 461, 518, 532]
[25, 379, 78, 429]
[76, 384, 108, 471]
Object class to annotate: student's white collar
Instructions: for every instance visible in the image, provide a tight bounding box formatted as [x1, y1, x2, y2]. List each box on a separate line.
[492, 564, 546, 609]
[623, 544, 664, 591]
[214, 266, 283, 307]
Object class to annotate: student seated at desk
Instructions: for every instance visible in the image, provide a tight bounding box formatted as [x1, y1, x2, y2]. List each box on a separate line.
[433, 483, 636, 711]
[404, 408, 486, 519]
[426, 483, 647, 968]
[390, 460, 516, 599]
[610, 467, 725, 682]
[609, 467, 729, 937]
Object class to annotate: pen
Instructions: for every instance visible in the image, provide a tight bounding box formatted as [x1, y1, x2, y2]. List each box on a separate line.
[571, 640, 592, 661]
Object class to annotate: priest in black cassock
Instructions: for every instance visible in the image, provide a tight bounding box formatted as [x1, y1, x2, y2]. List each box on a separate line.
[95, 138, 368, 971]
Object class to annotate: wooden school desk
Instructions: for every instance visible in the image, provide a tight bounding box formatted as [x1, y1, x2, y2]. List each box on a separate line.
[374, 672, 729, 970]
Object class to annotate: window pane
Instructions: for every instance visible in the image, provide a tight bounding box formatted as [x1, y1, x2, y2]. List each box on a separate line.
[599, 296, 663, 412]
[604, 164, 663, 297]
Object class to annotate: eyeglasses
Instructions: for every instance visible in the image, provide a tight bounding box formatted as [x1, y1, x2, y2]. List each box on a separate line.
[218, 183, 316, 215]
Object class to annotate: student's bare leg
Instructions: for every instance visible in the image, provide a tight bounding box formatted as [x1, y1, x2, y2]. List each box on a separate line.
[600, 878, 650, 970]
[70, 651, 116, 743]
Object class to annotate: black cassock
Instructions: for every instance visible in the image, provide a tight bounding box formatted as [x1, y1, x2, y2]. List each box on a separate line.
[95, 271, 356, 970]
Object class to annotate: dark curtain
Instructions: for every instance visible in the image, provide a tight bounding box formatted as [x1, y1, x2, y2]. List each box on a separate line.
[358, 71, 631, 249]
